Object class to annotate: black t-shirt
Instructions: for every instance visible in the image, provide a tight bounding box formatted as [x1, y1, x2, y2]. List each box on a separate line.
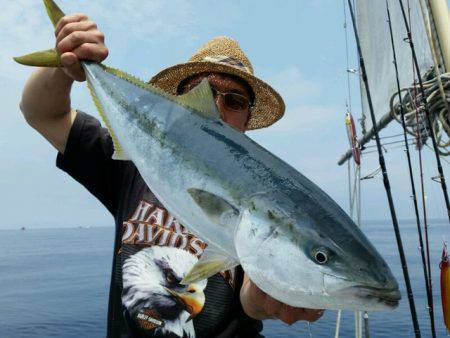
[56, 111, 263, 338]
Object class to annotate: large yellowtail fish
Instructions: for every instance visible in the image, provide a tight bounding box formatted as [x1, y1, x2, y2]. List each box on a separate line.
[15, 0, 401, 310]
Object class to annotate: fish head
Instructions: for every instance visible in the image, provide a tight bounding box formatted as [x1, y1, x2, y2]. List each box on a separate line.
[235, 191, 400, 311]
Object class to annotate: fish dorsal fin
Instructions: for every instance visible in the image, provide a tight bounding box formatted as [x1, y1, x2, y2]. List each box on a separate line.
[84, 63, 176, 161]
[181, 246, 238, 284]
[187, 188, 240, 228]
[103, 70, 219, 119]
[103, 65, 172, 98]
[176, 79, 220, 119]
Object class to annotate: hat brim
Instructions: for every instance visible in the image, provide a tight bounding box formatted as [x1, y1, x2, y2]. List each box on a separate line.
[149, 61, 285, 130]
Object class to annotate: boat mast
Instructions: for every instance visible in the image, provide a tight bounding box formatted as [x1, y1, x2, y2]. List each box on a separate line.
[427, 0, 450, 72]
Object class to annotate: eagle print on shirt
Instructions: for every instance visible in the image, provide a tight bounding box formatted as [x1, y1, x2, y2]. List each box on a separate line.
[122, 247, 207, 338]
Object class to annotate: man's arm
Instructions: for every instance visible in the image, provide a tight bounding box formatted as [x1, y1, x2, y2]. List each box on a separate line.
[20, 67, 76, 154]
[19, 13, 108, 153]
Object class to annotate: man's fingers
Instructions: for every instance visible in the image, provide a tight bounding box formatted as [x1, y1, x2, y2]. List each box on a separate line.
[52, 13, 107, 82]
[57, 31, 103, 55]
[55, 13, 89, 36]
[56, 20, 98, 44]
[277, 307, 324, 324]
[60, 52, 85, 82]
[73, 43, 109, 62]
[278, 304, 298, 325]
[300, 308, 324, 322]
[60, 52, 78, 67]
[263, 297, 283, 319]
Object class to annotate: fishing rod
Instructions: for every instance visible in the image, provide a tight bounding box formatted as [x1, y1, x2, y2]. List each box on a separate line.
[363, 138, 415, 149]
[411, 48, 435, 338]
[386, 2, 436, 336]
[397, 0, 450, 222]
[346, 1, 421, 337]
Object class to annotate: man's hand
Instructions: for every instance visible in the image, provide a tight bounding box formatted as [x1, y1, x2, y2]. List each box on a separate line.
[240, 274, 324, 325]
[55, 13, 108, 81]
[20, 13, 109, 152]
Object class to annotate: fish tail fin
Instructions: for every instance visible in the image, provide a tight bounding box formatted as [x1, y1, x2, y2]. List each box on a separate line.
[13, 49, 61, 67]
[43, 0, 65, 28]
[13, 0, 65, 67]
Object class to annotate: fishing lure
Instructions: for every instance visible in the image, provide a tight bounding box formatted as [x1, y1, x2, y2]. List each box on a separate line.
[345, 112, 361, 165]
[440, 242, 450, 332]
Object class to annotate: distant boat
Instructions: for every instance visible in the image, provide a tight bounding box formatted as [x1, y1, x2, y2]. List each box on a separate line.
[20, 227, 25, 231]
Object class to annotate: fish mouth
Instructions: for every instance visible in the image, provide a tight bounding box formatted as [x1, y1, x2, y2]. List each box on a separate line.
[350, 285, 401, 308]
[323, 274, 400, 310]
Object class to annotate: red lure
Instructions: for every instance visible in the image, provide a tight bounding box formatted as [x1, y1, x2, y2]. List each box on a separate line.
[345, 112, 361, 165]
[441, 242, 450, 331]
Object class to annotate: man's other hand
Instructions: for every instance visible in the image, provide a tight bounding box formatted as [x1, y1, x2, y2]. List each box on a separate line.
[55, 13, 109, 81]
[240, 274, 325, 325]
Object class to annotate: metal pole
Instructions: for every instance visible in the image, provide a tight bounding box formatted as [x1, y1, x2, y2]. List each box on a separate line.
[363, 312, 370, 338]
[335, 310, 342, 338]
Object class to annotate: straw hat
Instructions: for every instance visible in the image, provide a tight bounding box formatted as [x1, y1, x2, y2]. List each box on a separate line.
[149, 36, 285, 130]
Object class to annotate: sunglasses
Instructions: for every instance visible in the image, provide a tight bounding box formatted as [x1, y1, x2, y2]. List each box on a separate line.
[180, 76, 253, 112]
[210, 88, 252, 112]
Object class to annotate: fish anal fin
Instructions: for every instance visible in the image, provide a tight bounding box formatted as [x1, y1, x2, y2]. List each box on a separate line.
[181, 247, 238, 285]
[176, 79, 219, 119]
[85, 76, 129, 161]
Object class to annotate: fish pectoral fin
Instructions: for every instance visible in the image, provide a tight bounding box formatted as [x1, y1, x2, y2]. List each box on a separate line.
[13, 0, 64, 67]
[181, 247, 238, 285]
[176, 79, 220, 119]
[187, 188, 240, 228]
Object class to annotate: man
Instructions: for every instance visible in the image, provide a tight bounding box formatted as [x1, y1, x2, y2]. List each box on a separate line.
[20, 12, 324, 338]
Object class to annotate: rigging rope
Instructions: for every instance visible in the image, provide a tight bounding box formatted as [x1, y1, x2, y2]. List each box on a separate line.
[388, 71, 450, 154]
[347, 1, 421, 336]
[386, 2, 436, 336]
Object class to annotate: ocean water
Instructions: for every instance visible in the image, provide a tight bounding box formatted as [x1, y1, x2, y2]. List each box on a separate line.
[0, 220, 448, 338]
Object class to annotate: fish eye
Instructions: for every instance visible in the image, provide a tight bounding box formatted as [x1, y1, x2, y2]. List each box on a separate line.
[313, 248, 329, 264]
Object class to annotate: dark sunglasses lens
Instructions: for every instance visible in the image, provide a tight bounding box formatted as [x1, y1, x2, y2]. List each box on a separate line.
[224, 93, 249, 111]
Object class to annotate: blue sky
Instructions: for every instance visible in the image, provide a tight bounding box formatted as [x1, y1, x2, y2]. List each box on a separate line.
[1, 0, 449, 229]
